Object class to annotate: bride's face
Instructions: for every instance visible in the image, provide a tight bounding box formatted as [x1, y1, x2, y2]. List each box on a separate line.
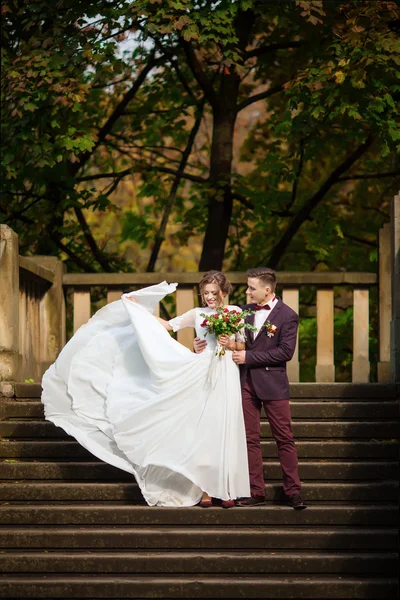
[202, 283, 223, 308]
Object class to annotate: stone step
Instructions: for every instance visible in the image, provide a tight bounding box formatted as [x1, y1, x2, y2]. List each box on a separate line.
[1, 420, 398, 439]
[288, 383, 398, 399]
[1, 550, 398, 575]
[0, 480, 398, 502]
[0, 460, 397, 481]
[1, 439, 397, 459]
[2, 400, 398, 420]
[0, 526, 397, 551]
[3, 381, 397, 399]
[0, 503, 397, 526]
[0, 574, 397, 599]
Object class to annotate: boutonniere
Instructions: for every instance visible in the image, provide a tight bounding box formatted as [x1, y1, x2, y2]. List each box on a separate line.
[264, 321, 277, 338]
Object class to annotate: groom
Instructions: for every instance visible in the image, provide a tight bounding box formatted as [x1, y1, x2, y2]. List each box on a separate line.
[194, 267, 306, 510]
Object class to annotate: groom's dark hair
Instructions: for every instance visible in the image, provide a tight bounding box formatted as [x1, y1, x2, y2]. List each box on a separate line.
[247, 267, 277, 292]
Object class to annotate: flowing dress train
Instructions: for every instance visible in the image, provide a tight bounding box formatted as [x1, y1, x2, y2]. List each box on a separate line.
[41, 281, 250, 506]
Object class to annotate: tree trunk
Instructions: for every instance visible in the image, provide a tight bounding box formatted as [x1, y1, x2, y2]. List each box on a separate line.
[199, 110, 236, 271]
[198, 10, 254, 271]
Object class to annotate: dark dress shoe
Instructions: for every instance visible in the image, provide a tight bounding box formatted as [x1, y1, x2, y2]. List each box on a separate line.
[221, 500, 235, 509]
[236, 495, 266, 507]
[284, 493, 307, 510]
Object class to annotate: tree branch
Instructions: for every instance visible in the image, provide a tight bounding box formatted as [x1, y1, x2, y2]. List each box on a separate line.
[3, 209, 96, 271]
[147, 99, 205, 272]
[91, 54, 160, 154]
[342, 233, 376, 248]
[262, 135, 374, 269]
[69, 51, 161, 177]
[78, 164, 208, 185]
[140, 162, 208, 184]
[49, 234, 97, 272]
[286, 139, 305, 213]
[2, 194, 44, 220]
[92, 75, 136, 89]
[244, 40, 305, 59]
[170, 58, 197, 100]
[231, 191, 254, 210]
[103, 170, 131, 198]
[181, 40, 219, 110]
[337, 170, 400, 181]
[74, 206, 114, 272]
[100, 25, 135, 43]
[123, 107, 187, 116]
[331, 200, 390, 220]
[236, 84, 284, 112]
[77, 170, 132, 182]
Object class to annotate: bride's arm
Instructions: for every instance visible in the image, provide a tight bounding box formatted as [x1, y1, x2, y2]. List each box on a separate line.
[219, 335, 245, 351]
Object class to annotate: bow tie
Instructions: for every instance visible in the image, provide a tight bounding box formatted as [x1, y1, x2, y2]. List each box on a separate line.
[254, 303, 271, 311]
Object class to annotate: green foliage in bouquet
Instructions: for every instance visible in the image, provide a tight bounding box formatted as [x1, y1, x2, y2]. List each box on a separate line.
[200, 307, 257, 355]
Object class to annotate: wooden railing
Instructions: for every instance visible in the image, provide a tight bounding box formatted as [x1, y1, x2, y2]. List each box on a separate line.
[0, 226, 66, 383]
[63, 270, 380, 384]
[1, 199, 398, 384]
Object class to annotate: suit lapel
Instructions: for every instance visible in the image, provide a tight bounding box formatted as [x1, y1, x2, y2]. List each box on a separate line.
[263, 298, 282, 326]
[245, 309, 256, 345]
[243, 299, 282, 345]
[252, 298, 283, 346]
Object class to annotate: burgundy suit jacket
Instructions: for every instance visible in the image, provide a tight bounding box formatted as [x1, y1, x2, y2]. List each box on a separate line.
[240, 299, 298, 400]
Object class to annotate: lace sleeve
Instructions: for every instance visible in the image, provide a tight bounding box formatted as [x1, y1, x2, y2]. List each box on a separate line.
[168, 309, 197, 332]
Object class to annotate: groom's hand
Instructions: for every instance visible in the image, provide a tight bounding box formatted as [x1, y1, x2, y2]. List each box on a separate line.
[232, 350, 246, 364]
[193, 337, 207, 354]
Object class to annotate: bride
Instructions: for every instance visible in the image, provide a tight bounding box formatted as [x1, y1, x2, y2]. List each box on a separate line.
[41, 270, 250, 507]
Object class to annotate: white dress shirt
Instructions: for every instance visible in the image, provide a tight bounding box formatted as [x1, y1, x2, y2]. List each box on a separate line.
[253, 295, 278, 338]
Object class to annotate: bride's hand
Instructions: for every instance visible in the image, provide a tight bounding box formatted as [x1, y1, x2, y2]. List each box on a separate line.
[126, 297, 137, 303]
[218, 334, 232, 349]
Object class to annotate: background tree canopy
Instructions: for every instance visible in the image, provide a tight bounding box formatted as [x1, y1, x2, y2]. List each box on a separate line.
[1, 0, 399, 275]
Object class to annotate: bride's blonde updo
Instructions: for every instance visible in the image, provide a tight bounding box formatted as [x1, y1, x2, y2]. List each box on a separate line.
[199, 270, 233, 307]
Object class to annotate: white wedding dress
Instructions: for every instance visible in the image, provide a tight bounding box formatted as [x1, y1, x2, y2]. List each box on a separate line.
[41, 281, 250, 507]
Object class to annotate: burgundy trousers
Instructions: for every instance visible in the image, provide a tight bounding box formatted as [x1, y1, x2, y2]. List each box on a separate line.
[241, 373, 301, 498]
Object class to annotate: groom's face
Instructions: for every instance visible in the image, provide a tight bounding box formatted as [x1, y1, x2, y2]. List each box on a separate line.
[246, 277, 271, 304]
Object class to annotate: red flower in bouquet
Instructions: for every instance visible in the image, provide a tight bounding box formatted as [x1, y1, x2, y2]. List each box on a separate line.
[200, 307, 256, 356]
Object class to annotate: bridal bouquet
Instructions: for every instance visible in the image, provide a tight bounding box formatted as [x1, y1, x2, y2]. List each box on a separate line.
[200, 307, 256, 356]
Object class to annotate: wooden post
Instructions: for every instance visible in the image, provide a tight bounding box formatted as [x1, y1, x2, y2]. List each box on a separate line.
[315, 289, 335, 382]
[107, 290, 123, 304]
[282, 288, 300, 382]
[18, 281, 27, 380]
[18, 278, 39, 382]
[0, 225, 20, 381]
[176, 288, 194, 349]
[391, 193, 400, 383]
[37, 257, 66, 376]
[73, 290, 91, 333]
[352, 288, 370, 382]
[378, 223, 391, 382]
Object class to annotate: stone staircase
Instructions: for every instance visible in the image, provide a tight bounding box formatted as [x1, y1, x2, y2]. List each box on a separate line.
[0, 382, 398, 599]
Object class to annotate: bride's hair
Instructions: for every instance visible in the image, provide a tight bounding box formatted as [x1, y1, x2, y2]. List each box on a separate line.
[199, 270, 233, 306]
